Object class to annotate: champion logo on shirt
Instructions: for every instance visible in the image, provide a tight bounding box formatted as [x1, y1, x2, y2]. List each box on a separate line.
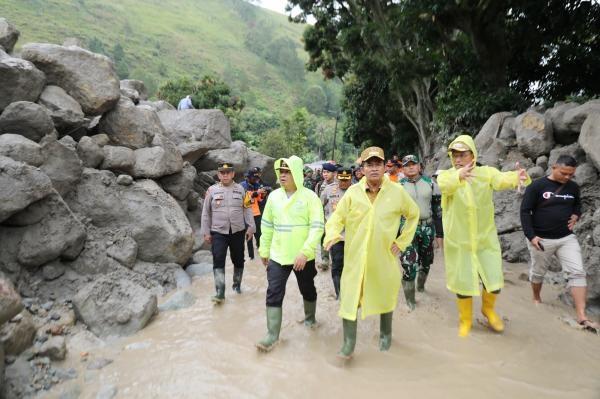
[542, 191, 575, 200]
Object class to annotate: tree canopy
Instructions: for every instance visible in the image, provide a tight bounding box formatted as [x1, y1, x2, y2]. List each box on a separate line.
[287, 0, 600, 157]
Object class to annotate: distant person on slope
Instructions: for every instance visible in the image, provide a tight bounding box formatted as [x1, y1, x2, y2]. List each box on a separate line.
[177, 94, 194, 110]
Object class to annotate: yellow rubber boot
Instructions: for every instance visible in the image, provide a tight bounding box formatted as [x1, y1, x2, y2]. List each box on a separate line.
[481, 291, 504, 332]
[456, 297, 473, 337]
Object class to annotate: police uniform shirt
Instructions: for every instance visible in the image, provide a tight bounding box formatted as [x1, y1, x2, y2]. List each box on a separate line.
[200, 182, 256, 235]
[321, 182, 347, 221]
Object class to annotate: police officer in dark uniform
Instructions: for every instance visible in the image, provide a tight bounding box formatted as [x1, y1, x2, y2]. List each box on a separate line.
[201, 162, 255, 303]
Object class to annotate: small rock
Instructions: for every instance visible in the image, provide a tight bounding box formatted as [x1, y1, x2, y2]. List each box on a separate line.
[158, 290, 196, 312]
[50, 313, 61, 321]
[116, 174, 133, 185]
[54, 367, 78, 380]
[124, 341, 151, 350]
[186, 263, 213, 278]
[96, 384, 118, 399]
[37, 336, 67, 360]
[86, 357, 113, 370]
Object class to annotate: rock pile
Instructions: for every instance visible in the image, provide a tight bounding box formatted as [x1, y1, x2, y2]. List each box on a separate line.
[0, 18, 273, 397]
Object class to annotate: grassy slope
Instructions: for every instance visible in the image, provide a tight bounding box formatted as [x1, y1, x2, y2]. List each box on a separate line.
[1, 0, 331, 115]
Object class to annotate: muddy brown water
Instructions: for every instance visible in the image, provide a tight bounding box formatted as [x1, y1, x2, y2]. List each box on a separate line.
[44, 250, 600, 398]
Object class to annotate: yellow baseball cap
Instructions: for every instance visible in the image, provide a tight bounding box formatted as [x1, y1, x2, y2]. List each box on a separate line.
[360, 146, 385, 162]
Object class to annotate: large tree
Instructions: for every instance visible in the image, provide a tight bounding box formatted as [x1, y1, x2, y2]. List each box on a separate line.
[288, 0, 600, 156]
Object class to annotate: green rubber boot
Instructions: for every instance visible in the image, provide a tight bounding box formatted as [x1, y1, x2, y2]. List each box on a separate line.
[232, 267, 243, 294]
[337, 318, 357, 359]
[402, 280, 416, 311]
[303, 300, 317, 328]
[256, 307, 282, 352]
[379, 312, 393, 351]
[211, 268, 225, 304]
[416, 270, 428, 292]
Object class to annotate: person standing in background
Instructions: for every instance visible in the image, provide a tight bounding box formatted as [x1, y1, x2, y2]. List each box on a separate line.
[201, 162, 255, 303]
[520, 155, 599, 332]
[320, 166, 353, 299]
[398, 154, 443, 309]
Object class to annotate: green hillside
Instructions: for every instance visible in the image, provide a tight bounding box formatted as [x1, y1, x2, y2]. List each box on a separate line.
[1, 0, 340, 116]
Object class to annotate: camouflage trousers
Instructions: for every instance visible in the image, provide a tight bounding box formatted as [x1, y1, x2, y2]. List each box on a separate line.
[400, 222, 434, 281]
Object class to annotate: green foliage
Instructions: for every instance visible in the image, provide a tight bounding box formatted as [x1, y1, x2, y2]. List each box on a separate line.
[5, 0, 339, 117]
[156, 75, 245, 113]
[290, 0, 600, 156]
[229, 108, 280, 147]
[259, 108, 313, 159]
[112, 43, 129, 79]
[302, 85, 328, 115]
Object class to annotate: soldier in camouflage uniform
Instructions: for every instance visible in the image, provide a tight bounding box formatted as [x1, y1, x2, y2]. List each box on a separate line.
[399, 155, 443, 310]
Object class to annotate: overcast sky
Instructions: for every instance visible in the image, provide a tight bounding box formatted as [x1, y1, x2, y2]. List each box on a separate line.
[255, 0, 288, 14]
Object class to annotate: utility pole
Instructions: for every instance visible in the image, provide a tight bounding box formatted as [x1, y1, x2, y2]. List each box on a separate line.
[330, 111, 339, 162]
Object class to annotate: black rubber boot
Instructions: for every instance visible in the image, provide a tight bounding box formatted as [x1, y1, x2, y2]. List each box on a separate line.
[232, 267, 244, 294]
[212, 268, 225, 304]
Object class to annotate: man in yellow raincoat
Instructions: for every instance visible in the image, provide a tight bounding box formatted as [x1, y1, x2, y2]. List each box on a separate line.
[437, 135, 530, 337]
[324, 147, 420, 359]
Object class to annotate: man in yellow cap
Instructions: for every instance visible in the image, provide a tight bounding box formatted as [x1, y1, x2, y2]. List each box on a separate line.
[437, 135, 530, 337]
[256, 156, 324, 352]
[324, 147, 420, 359]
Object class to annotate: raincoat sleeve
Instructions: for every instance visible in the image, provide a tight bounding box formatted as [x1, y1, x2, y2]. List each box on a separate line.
[323, 192, 349, 247]
[300, 194, 325, 258]
[488, 167, 531, 190]
[199, 188, 212, 236]
[436, 168, 465, 196]
[394, 189, 420, 251]
[258, 198, 274, 259]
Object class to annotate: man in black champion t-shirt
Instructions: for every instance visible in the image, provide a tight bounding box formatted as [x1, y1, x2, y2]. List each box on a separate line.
[520, 155, 598, 331]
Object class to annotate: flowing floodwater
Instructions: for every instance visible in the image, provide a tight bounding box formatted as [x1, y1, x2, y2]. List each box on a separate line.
[43, 250, 600, 398]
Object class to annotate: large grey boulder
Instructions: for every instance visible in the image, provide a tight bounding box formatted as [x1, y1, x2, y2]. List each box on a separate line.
[499, 231, 530, 263]
[132, 133, 183, 179]
[573, 162, 598, 187]
[139, 100, 175, 112]
[194, 140, 249, 176]
[158, 109, 231, 163]
[39, 135, 83, 196]
[159, 162, 197, 201]
[72, 275, 157, 337]
[545, 102, 580, 144]
[515, 111, 554, 159]
[65, 169, 194, 265]
[247, 148, 276, 186]
[76, 136, 104, 168]
[98, 97, 165, 149]
[15, 193, 86, 270]
[0, 155, 54, 222]
[100, 145, 135, 173]
[0, 278, 22, 325]
[547, 142, 586, 169]
[0, 18, 19, 53]
[0, 101, 55, 142]
[0, 134, 44, 166]
[120, 79, 148, 101]
[474, 112, 514, 169]
[0, 50, 46, 112]
[562, 100, 600, 133]
[20, 43, 120, 115]
[579, 112, 600, 171]
[37, 85, 85, 135]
